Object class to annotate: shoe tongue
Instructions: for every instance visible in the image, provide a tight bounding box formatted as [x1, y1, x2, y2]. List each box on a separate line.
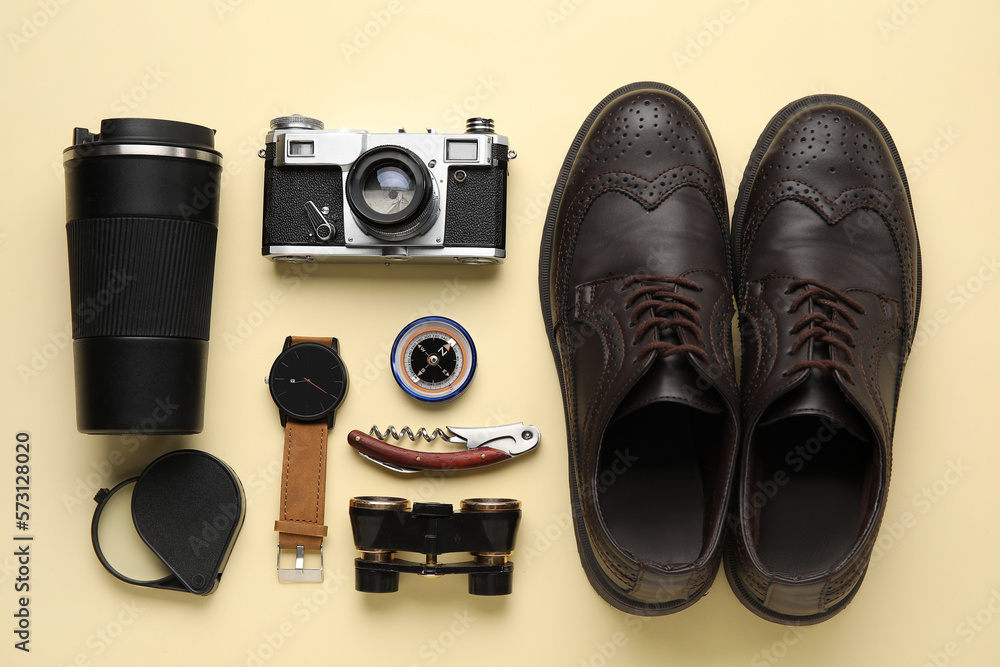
[759, 369, 870, 440]
[614, 353, 722, 421]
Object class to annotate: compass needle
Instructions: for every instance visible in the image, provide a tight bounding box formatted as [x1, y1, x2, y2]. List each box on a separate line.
[391, 317, 477, 402]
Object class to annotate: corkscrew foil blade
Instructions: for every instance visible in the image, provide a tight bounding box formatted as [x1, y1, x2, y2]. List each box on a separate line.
[355, 452, 423, 474]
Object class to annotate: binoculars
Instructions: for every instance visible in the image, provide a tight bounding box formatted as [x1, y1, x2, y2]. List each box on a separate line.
[348, 497, 521, 596]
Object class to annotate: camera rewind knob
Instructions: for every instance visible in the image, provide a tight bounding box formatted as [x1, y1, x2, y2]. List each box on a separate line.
[270, 115, 325, 131]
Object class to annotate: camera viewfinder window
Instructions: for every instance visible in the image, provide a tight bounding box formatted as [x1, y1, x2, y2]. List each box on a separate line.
[289, 140, 315, 156]
[446, 140, 478, 162]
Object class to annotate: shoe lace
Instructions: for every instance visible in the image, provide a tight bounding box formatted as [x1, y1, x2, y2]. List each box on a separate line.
[622, 275, 708, 363]
[784, 278, 866, 384]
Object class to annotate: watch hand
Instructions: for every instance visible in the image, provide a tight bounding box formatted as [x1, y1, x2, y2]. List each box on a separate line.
[303, 378, 329, 395]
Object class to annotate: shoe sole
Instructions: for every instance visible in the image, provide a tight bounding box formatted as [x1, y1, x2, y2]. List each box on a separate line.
[726, 94, 920, 624]
[538, 81, 720, 615]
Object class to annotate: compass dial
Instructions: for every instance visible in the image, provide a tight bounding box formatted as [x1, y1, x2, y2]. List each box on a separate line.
[391, 317, 476, 402]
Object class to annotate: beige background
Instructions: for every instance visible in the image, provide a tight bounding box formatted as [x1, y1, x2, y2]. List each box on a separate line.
[1, 0, 997, 665]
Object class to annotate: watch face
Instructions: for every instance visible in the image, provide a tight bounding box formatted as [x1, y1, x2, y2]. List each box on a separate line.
[268, 342, 348, 421]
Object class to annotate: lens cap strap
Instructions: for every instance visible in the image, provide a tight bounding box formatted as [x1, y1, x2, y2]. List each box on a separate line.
[91, 479, 186, 594]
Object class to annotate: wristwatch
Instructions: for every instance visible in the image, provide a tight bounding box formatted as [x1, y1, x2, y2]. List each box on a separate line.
[265, 336, 349, 582]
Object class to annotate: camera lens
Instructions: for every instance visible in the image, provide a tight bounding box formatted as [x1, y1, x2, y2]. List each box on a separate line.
[361, 166, 416, 215]
[64, 118, 223, 435]
[346, 147, 436, 241]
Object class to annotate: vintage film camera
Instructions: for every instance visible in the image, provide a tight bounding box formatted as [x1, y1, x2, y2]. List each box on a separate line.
[261, 115, 514, 264]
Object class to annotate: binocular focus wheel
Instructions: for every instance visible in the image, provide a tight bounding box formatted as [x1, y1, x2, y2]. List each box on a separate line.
[356, 567, 400, 594]
[468, 571, 513, 596]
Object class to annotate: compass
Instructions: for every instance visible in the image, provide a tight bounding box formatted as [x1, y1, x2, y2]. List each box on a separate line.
[391, 317, 477, 402]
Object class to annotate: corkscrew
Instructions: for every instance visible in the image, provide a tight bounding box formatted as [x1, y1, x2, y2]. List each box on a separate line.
[348, 423, 541, 473]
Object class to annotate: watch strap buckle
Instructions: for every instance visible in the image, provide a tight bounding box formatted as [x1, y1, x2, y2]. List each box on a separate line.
[276, 544, 323, 582]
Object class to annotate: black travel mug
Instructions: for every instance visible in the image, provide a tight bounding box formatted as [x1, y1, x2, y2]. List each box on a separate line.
[64, 118, 223, 434]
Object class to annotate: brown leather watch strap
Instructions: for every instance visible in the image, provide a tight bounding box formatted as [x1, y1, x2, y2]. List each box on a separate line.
[275, 420, 329, 550]
[290, 335, 335, 347]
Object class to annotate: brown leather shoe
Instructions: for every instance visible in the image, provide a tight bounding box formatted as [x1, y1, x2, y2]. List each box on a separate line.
[725, 95, 921, 624]
[539, 82, 740, 614]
